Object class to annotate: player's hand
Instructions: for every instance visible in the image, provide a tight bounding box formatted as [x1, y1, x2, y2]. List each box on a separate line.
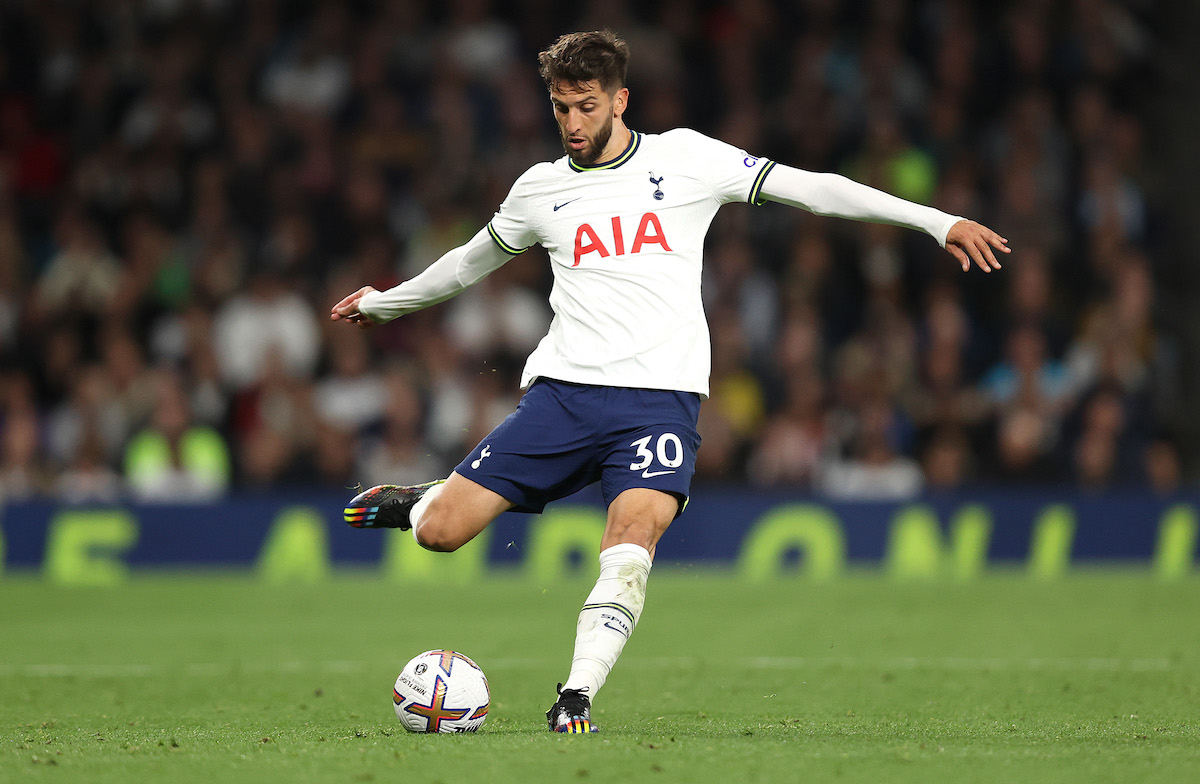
[945, 219, 1010, 273]
[330, 285, 379, 329]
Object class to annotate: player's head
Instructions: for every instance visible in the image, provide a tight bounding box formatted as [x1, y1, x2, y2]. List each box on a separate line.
[538, 30, 629, 95]
[538, 30, 631, 166]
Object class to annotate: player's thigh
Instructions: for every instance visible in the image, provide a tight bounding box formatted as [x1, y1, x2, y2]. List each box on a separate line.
[601, 487, 680, 554]
[598, 389, 701, 511]
[454, 380, 602, 514]
[416, 471, 513, 551]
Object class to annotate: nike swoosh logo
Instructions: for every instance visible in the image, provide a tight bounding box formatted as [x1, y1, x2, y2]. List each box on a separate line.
[603, 620, 631, 637]
[553, 198, 580, 211]
[641, 469, 677, 479]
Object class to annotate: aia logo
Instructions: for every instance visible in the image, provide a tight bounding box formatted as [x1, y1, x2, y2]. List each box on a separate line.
[573, 212, 673, 267]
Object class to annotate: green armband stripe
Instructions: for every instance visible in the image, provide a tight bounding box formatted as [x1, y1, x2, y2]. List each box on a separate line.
[582, 601, 637, 625]
[748, 160, 777, 205]
[487, 223, 527, 256]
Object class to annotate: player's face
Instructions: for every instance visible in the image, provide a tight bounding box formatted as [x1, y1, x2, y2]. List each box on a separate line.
[550, 80, 627, 165]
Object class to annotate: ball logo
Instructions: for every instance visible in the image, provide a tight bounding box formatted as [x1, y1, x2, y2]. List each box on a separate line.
[394, 649, 490, 734]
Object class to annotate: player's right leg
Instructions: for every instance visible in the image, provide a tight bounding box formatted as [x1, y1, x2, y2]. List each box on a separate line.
[407, 471, 513, 552]
[344, 472, 511, 552]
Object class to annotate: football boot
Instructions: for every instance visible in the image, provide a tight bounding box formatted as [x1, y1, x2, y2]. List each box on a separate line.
[343, 480, 444, 530]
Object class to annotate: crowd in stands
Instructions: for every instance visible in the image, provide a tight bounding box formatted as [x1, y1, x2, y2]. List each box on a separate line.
[0, 0, 1185, 504]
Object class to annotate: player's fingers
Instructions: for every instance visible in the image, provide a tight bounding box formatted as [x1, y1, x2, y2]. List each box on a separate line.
[959, 239, 990, 273]
[977, 238, 1001, 270]
[332, 286, 372, 315]
[949, 243, 970, 272]
[331, 299, 358, 318]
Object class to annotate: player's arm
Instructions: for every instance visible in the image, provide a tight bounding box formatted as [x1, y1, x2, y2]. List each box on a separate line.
[330, 228, 514, 327]
[758, 164, 1009, 272]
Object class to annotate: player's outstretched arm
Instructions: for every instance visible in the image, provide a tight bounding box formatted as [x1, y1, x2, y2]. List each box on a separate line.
[758, 164, 1009, 272]
[329, 228, 515, 328]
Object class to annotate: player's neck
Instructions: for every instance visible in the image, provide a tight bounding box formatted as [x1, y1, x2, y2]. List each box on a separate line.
[595, 122, 632, 166]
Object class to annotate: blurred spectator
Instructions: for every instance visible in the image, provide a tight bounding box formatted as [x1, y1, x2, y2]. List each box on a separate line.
[980, 324, 1073, 419]
[445, 263, 553, 362]
[308, 419, 359, 491]
[212, 270, 321, 391]
[261, 5, 352, 117]
[817, 402, 923, 500]
[313, 329, 387, 434]
[356, 366, 446, 486]
[1065, 383, 1142, 490]
[0, 207, 29, 358]
[920, 426, 974, 491]
[703, 235, 778, 359]
[228, 350, 316, 484]
[1143, 437, 1182, 495]
[54, 426, 123, 504]
[706, 303, 767, 460]
[749, 365, 829, 487]
[0, 372, 48, 501]
[99, 327, 158, 433]
[44, 363, 127, 469]
[123, 370, 230, 502]
[32, 209, 122, 322]
[985, 405, 1064, 485]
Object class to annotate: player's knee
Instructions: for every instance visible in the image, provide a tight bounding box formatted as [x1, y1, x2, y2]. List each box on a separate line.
[411, 505, 466, 552]
[412, 519, 460, 552]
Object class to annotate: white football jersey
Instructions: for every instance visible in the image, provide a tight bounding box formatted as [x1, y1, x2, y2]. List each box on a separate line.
[487, 128, 775, 398]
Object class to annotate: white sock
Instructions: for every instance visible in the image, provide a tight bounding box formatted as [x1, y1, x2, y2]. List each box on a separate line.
[561, 543, 653, 699]
[409, 481, 446, 543]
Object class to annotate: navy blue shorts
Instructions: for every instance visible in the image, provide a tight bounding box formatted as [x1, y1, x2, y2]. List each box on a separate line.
[454, 379, 702, 514]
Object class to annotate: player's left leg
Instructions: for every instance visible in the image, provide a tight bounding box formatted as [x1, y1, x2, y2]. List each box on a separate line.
[547, 488, 678, 733]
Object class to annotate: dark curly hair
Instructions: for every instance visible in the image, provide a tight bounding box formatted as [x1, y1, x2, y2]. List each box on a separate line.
[537, 30, 630, 94]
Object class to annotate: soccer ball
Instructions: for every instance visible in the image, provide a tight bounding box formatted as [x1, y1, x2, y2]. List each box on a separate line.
[392, 650, 490, 733]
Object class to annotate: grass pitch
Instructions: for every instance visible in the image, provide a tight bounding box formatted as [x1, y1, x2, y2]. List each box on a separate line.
[2, 570, 1198, 783]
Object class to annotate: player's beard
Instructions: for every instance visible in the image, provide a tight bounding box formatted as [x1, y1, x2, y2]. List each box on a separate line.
[563, 115, 614, 166]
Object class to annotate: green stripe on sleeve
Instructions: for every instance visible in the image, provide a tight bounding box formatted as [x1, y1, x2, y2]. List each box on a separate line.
[487, 222, 527, 255]
[748, 160, 777, 205]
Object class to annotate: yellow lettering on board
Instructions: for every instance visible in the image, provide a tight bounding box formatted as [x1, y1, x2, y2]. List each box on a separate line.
[1153, 504, 1197, 580]
[256, 506, 331, 583]
[43, 511, 139, 586]
[525, 507, 606, 582]
[736, 504, 845, 581]
[886, 504, 992, 580]
[1028, 504, 1075, 579]
[383, 526, 490, 583]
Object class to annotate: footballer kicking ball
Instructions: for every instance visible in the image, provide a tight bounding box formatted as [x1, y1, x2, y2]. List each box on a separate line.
[392, 650, 490, 733]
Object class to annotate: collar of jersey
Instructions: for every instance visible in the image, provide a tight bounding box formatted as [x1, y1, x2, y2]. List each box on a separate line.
[568, 130, 641, 172]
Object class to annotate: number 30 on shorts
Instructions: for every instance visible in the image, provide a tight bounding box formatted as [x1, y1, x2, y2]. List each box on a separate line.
[629, 433, 685, 472]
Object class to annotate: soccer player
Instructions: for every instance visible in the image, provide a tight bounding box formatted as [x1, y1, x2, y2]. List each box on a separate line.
[332, 30, 1008, 733]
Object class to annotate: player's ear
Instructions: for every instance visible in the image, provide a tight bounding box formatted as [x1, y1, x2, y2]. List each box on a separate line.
[612, 87, 629, 118]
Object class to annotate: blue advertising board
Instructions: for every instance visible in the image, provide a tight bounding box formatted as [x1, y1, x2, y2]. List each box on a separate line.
[1, 487, 1196, 583]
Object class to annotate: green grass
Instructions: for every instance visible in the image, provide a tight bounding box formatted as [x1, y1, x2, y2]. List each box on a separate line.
[2, 570, 1198, 783]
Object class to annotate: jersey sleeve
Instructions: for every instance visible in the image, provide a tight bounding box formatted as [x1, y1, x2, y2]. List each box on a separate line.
[667, 129, 776, 206]
[485, 171, 539, 256]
